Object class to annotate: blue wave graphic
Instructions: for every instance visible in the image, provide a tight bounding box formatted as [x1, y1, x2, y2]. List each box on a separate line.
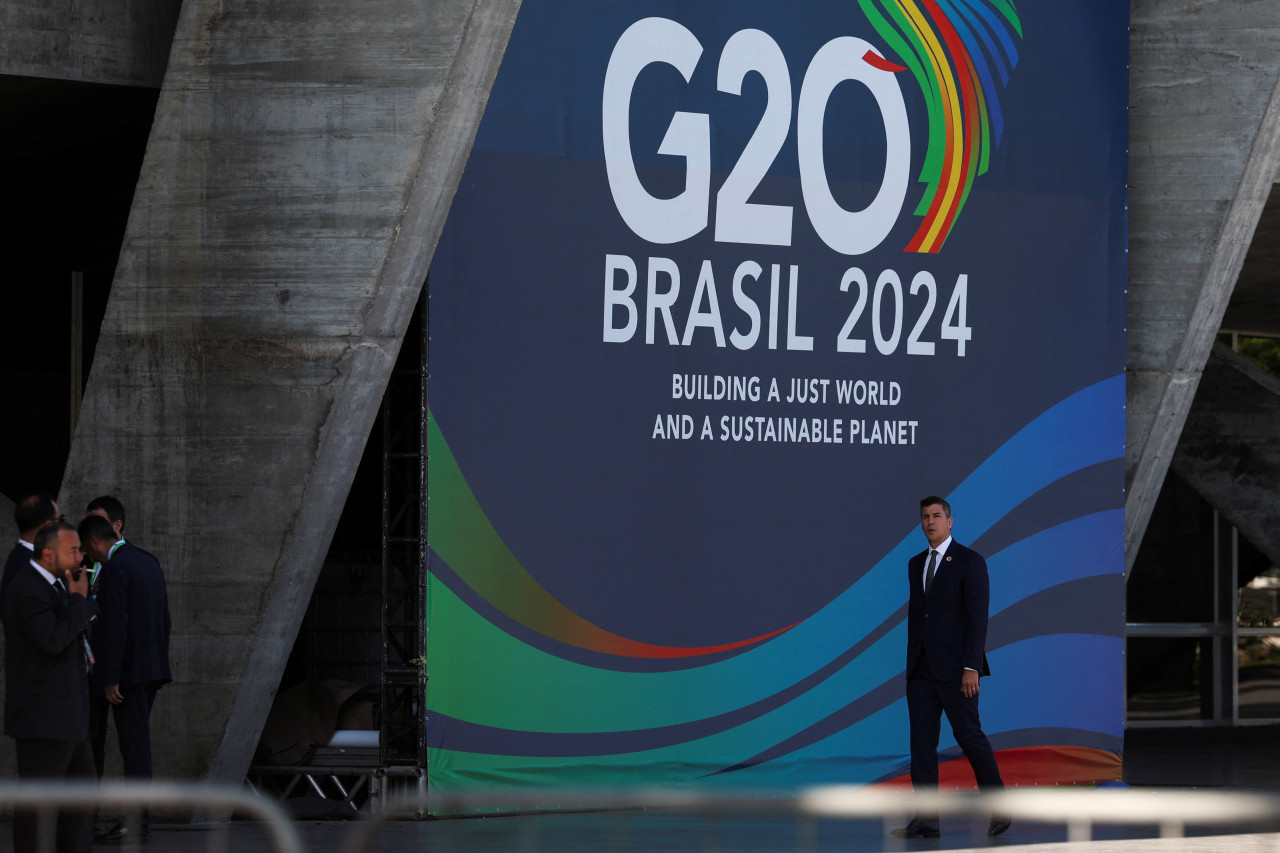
[431, 376, 1124, 765]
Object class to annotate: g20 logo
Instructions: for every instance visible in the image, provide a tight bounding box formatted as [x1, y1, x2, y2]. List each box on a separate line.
[602, 9, 1022, 255]
[603, 17, 910, 255]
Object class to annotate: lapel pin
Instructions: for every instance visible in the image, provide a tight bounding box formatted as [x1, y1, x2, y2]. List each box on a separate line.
[946, 556, 952, 561]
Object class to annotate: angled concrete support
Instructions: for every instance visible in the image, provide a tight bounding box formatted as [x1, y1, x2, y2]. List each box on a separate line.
[59, 0, 521, 781]
[1126, 1, 1280, 574]
[1173, 343, 1280, 571]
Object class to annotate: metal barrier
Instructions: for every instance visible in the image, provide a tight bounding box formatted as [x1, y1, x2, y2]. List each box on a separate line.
[0, 781, 302, 853]
[802, 787, 1280, 843]
[346, 786, 1280, 852]
[2, 782, 1277, 852]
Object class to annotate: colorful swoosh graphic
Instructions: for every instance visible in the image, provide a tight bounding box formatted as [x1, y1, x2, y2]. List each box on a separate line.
[859, 0, 1023, 252]
[876, 745, 1123, 790]
[426, 376, 1125, 796]
[429, 417, 795, 660]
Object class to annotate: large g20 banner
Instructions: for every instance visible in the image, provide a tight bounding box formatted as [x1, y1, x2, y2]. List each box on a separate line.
[427, 0, 1127, 807]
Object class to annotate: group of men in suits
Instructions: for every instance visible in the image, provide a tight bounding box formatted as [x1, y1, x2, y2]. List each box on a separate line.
[0, 486, 1009, 847]
[1, 494, 171, 852]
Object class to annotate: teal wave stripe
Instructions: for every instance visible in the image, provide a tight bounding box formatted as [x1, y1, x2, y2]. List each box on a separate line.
[428, 375, 1124, 771]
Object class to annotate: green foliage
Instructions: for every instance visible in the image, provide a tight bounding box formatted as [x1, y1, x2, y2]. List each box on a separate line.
[1239, 608, 1277, 628]
[1237, 337, 1280, 375]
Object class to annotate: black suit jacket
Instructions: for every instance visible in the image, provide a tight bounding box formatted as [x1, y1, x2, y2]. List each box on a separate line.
[2, 563, 97, 740]
[905, 540, 992, 681]
[96, 542, 172, 689]
[0, 541, 33, 606]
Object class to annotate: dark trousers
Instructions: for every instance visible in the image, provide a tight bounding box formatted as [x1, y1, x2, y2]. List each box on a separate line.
[88, 682, 161, 833]
[13, 738, 96, 853]
[113, 682, 160, 780]
[906, 652, 1003, 825]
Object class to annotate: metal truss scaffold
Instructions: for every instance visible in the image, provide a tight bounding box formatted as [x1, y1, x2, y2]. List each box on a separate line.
[380, 288, 427, 769]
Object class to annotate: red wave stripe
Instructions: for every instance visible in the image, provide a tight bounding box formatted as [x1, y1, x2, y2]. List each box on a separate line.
[874, 746, 1123, 790]
[922, 0, 980, 250]
[862, 50, 907, 73]
[584, 621, 799, 659]
[905, 0, 979, 253]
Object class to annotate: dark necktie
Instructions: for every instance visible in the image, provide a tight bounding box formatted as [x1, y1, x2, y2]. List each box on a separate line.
[55, 579, 68, 603]
[924, 549, 939, 594]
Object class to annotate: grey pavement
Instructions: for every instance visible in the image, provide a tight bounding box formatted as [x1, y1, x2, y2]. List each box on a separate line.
[5, 730, 1280, 853]
[115, 810, 1280, 853]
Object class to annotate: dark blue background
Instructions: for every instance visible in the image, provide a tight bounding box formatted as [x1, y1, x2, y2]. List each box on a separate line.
[430, 1, 1127, 647]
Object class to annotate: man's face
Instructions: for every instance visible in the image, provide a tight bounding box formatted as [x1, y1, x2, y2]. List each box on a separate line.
[920, 504, 952, 548]
[40, 530, 83, 574]
[81, 534, 107, 565]
[87, 507, 123, 537]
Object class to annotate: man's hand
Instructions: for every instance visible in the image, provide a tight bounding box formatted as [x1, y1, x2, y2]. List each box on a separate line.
[64, 567, 89, 600]
[961, 669, 980, 698]
[105, 684, 124, 705]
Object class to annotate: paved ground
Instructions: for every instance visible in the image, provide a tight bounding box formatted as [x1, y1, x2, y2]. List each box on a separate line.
[120, 811, 1280, 853]
[5, 729, 1280, 853]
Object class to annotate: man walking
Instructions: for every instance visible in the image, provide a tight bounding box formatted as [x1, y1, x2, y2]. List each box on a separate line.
[2, 521, 98, 853]
[893, 496, 1009, 839]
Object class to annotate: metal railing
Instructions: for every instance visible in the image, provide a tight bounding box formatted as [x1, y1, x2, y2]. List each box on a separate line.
[3, 782, 1278, 852]
[0, 781, 301, 853]
[802, 786, 1280, 843]
[346, 786, 1280, 852]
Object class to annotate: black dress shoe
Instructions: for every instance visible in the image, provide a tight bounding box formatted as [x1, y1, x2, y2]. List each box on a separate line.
[988, 815, 1012, 837]
[94, 822, 149, 845]
[891, 820, 941, 838]
[94, 822, 127, 842]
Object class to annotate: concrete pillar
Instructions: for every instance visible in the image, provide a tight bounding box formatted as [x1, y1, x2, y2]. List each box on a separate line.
[1126, 0, 1280, 573]
[56, 0, 521, 782]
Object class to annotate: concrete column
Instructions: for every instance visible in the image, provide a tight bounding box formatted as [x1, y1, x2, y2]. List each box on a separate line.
[57, 0, 520, 782]
[1126, 0, 1280, 574]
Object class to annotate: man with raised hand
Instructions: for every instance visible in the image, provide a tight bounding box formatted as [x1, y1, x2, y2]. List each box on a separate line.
[2, 520, 97, 853]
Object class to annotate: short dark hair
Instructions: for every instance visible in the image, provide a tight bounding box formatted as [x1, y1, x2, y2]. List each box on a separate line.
[78, 514, 119, 548]
[86, 495, 126, 529]
[32, 520, 77, 562]
[15, 494, 59, 535]
[920, 496, 952, 517]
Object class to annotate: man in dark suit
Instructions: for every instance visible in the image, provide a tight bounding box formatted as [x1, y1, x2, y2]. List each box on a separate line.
[82, 496, 127, 783]
[78, 514, 172, 842]
[1, 494, 62, 606]
[84, 496, 125, 537]
[2, 520, 98, 853]
[893, 496, 1009, 840]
